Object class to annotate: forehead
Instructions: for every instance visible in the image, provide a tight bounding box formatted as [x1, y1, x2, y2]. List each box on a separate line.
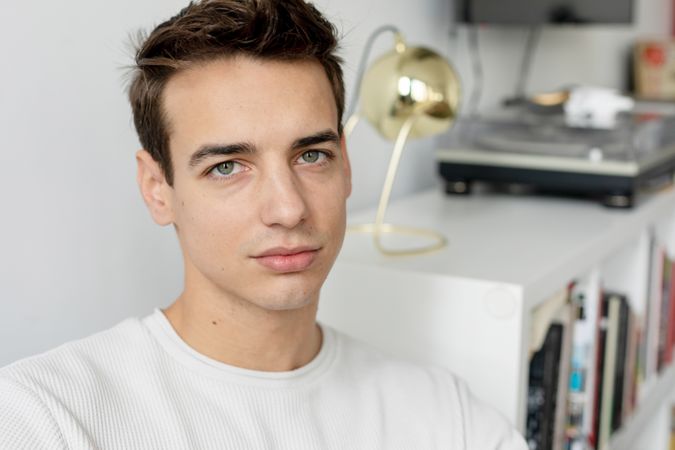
[162, 56, 338, 161]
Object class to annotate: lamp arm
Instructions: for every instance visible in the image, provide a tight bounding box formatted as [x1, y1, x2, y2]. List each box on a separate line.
[373, 114, 418, 252]
[343, 113, 361, 140]
[345, 24, 403, 120]
[345, 113, 447, 256]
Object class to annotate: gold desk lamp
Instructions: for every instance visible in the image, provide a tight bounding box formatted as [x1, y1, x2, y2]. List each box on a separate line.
[344, 28, 461, 256]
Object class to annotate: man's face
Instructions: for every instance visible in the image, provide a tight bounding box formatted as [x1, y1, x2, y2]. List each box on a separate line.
[153, 56, 350, 311]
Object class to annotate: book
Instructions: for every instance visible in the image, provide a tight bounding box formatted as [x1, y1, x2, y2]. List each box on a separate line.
[527, 323, 565, 450]
[570, 275, 603, 449]
[597, 295, 621, 450]
[659, 254, 673, 371]
[553, 287, 575, 450]
[611, 295, 630, 433]
[565, 283, 591, 449]
[530, 288, 569, 356]
[636, 233, 658, 400]
[667, 258, 675, 365]
[641, 243, 665, 380]
[589, 291, 607, 450]
[621, 311, 639, 423]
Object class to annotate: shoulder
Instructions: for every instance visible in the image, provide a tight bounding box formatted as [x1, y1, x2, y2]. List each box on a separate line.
[0, 316, 153, 401]
[0, 316, 154, 449]
[328, 326, 528, 450]
[328, 326, 465, 399]
[452, 377, 529, 450]
[0, 375, 68, 449]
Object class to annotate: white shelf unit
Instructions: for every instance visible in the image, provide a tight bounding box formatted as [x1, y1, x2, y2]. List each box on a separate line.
[318, 186, 675, 448]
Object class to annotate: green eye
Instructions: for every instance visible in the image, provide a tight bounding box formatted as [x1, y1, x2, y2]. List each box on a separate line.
[215, 161, 235, 175]
[302, 151, 320, 163]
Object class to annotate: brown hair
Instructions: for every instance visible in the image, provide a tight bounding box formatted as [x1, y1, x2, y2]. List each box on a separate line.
[128, 0, 344, 186]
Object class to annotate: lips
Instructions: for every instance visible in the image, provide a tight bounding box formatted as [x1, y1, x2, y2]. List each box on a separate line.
[252, 246, 320, 273]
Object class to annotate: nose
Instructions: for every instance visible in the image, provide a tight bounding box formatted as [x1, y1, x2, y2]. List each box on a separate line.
[259, 166, 309, 229]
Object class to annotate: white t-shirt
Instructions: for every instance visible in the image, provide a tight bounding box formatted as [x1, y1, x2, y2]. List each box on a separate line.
[0, 309, 527, 449]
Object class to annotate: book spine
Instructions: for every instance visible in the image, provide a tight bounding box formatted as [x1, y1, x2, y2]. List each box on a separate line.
[527, 323, 564, 450]
[566, 289, 587, 448]
[667, 259, 675, 364]
[590, 294, 608, 449]
[658, 255, 672, 371]
[553, 297, 574, 450]
[645, 244, 664, 381]
[580, 275, 602, 444]
[636, 234, 656, 391]
[598, 296, 620, 450]
[611, 296, 630, 432]
[621, 312, 638, 423]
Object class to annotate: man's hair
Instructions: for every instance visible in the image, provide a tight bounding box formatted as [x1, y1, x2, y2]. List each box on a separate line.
[128, 0, 344, 186]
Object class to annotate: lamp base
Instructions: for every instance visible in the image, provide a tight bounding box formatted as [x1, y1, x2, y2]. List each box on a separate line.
[347, 223, 447, 256]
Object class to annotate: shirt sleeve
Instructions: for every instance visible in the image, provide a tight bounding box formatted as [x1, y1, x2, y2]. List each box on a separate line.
[0, 376, 67, 450]
[455, 377, 529, 450]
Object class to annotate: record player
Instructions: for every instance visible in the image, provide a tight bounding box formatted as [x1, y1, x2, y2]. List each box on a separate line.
[437, 116, 675, 207]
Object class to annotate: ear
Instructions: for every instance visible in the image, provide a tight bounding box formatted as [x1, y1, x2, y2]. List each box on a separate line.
[136, 150, 175, 226]
[340, 134, 352, 198]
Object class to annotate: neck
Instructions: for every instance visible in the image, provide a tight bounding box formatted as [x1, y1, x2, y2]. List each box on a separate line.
[164, 288, 323, 372]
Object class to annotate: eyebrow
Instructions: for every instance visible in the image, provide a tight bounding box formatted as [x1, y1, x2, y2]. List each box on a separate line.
[188, 142, 255, 168]
[290, 129, 340, 150]
[188, 129, 340, 168]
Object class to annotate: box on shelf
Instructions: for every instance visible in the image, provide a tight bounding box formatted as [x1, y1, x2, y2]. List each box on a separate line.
[634, 40, 675, 101]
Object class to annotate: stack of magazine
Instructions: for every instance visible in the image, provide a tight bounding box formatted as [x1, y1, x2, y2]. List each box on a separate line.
[526, 236, 675, 450]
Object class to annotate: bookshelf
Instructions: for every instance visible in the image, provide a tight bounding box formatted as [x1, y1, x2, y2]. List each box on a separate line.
[610, 363, 675, 450]
[318, 185, 675, 449]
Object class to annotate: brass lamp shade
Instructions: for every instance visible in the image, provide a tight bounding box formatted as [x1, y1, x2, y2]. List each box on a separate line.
[360, 45, 461, 140]
[346, 32, 461, 256]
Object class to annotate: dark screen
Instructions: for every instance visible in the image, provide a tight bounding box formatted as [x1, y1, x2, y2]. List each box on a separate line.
[459, 0, 633, 25]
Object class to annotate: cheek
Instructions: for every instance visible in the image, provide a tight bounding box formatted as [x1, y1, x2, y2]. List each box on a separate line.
[174, 193, 249, 256]
[306, 179, 348, 230]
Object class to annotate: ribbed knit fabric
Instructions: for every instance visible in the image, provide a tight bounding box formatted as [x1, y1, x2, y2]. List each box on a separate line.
[0, 309, 527, 450]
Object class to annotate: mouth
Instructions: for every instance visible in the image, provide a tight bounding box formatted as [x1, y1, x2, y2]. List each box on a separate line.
[252, 246, 321, 273]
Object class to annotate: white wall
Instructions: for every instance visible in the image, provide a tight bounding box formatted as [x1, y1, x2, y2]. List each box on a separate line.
[0, 0, 453, 366]
[0, 0, 670, 366]
[0, 0, 189, 366]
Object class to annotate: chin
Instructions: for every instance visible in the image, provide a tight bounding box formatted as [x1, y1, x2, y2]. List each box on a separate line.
[253, 295, 316, 312]
[251, 264, 330, 309]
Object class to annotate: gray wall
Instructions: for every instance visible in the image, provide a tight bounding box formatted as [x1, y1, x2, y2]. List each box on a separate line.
[0, 0, 670, 366]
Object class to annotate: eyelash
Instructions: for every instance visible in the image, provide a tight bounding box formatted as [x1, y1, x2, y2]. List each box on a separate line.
[205, 150, 335, 181]
[297, 149, 335, 166]
[205, 160, 247, 180]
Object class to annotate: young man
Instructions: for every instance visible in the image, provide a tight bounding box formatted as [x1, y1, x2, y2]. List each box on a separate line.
[0, 1, 527, 448]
